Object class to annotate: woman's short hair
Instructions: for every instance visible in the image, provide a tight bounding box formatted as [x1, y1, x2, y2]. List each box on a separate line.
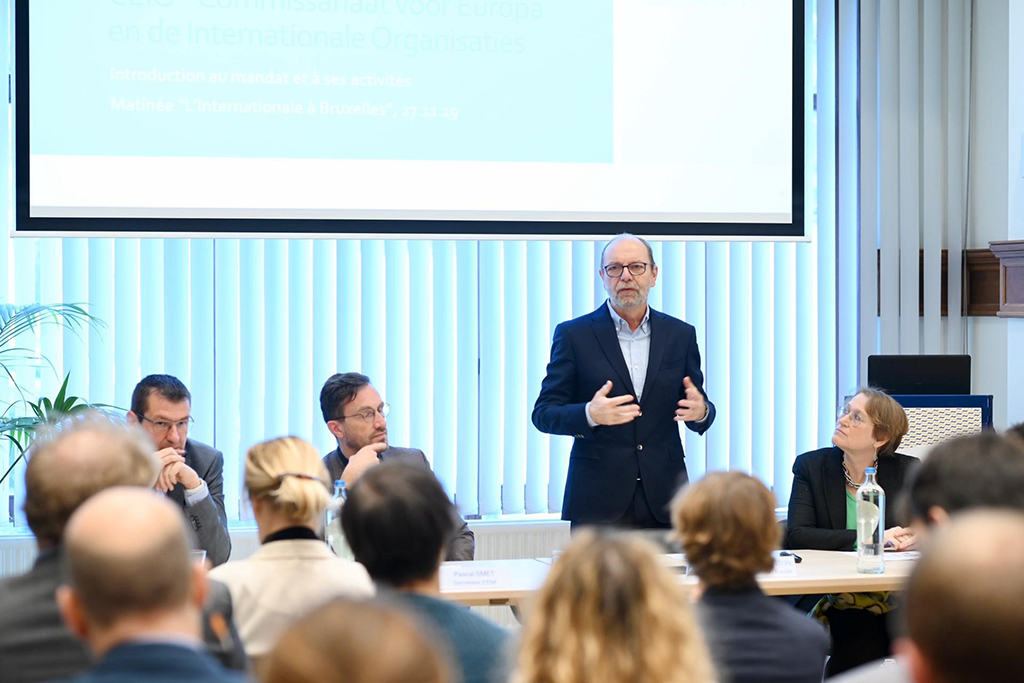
[245, 436, 331, 524]
[857, 386, 909, 455]
[671, 471, 778, 588]
[260, 599, 452, 683]
[512, 531, 716, 683]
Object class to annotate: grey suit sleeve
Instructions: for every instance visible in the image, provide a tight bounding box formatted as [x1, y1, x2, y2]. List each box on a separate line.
[409, 449, 475, 561]
[446, 520, 476, 561]
[202, 579, 248, 671]
[190, 449, 232, 566]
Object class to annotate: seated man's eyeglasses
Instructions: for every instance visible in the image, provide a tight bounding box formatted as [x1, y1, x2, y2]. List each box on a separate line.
[603, 262, 649, 278]
[338, 403, 391, 424]
[137, 415, 194, 433]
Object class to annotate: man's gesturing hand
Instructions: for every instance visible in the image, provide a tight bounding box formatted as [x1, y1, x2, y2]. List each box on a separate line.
[340, 442, 389, 486]
[674, 376, 708, 422]
[589, 381, 641, 426]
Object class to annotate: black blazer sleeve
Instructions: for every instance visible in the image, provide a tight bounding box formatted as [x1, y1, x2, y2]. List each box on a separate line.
[785, 451, 857, 551]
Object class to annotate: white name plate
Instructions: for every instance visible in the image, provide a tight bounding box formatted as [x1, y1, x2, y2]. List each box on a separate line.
[440, 566, 513, 590]
[768, 554, 797, 577]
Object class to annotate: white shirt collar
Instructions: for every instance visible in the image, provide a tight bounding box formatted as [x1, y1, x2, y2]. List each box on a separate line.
[606, 300, 650, 332]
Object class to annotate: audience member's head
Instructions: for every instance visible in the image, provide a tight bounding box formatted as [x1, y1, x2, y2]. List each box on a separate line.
[342, 462, 456, 589]
[260, 599, 453, 683]
[245, 436, 332, 537]
[899, 511, 1024, 683]
[835, 387, 909, 456]
[126, 374, 193, 452]
[513, 531, 716, 683]
[671, 471, 778, 588]
[903, 432, 1024, 541]
[1007, 422, 1024, 446]
[56, 487, 206, 655]
[319, 372, 389, 456]
[23, 413, 158, 549]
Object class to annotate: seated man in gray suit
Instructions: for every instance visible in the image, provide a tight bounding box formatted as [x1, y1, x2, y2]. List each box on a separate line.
[127, 374, 231, 566]
[320, 372, 475, 560]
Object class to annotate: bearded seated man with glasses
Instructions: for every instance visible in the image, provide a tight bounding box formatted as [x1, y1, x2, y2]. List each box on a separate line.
[127, 374, 232, 567]
[319, 372, 475, 561]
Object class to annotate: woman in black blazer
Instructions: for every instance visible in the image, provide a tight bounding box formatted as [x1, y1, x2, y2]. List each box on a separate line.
[785, 387, 919, 677]
[787, 388, 918, 551]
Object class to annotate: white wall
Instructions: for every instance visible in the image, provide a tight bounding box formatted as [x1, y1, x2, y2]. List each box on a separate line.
[1005, 0, 1024, 428]
[1012, 1, 1024, 243]
[969, 0, 1012, 428]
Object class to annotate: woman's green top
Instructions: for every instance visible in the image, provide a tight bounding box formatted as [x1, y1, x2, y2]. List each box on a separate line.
[845, 490, 857, 531]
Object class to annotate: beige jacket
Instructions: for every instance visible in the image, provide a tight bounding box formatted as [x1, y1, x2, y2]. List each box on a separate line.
[209, 539, 374, 656]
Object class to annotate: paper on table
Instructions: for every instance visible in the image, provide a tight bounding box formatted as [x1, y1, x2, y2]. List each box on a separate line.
[881, 551, 920, 561]
[839, 550, 920, 561]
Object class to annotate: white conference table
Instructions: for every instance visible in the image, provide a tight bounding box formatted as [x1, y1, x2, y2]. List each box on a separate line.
[440, 550, 916, 608]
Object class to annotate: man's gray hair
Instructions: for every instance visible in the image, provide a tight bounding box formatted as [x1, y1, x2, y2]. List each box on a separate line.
[23, 412, 158, 545]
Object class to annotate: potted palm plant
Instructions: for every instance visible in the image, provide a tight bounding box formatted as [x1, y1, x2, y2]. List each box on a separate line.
[0, 303, 106, 488]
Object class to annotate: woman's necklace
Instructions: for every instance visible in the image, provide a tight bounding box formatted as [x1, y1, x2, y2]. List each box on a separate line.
[843, 456, 878, 489]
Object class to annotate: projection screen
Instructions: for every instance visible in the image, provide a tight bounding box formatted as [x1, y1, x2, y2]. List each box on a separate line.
[14, 0, 805, 239]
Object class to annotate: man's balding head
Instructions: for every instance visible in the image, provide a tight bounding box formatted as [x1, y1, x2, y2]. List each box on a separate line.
[59, 487, 199, 632]
[902, 511, 1024, 683]
[600, 233, 656, 269]
[23, 414, 159, 547]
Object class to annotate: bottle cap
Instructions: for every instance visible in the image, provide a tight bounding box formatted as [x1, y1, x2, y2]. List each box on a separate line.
[864, 467, 876, 475]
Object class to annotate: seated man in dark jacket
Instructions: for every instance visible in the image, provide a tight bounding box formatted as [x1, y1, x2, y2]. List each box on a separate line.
[0, 415, 245, 683]
[342, 463, 509, 683]
[319, 372, 474, 560]
[55, 488, 246, 683]
[672, 471, 829, 683]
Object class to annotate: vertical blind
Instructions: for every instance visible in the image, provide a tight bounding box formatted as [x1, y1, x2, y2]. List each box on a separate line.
[854, 0, 972, 371]
[2, 0, 841, 530]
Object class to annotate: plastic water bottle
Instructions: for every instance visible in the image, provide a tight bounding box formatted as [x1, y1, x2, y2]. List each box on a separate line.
[856, 467, 885, 574]
[324, 479, 354, 560]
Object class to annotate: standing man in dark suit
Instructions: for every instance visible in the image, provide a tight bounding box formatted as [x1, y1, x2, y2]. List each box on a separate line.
[533, 234, 715, 528]
[320, 372, 475, 560]
[55, 488, 246, 683]
[127, 375, 231, 566]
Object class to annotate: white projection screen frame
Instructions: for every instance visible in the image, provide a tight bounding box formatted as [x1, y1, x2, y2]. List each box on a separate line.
[14, 0, 805, 240]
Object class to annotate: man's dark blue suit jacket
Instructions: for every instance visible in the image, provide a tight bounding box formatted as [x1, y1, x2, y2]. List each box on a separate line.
[55, 642, 247, 683]
[532, 303, 715, 525]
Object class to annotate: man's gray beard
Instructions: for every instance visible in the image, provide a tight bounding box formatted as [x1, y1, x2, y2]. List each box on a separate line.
[612, 292, 647, 310]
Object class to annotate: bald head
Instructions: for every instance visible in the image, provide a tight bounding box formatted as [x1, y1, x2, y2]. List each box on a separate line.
[23, 414, 159, 546]
[904, 511, 1024, 683]
[600, 233, 656, 269]
[62, 487, 194, 628]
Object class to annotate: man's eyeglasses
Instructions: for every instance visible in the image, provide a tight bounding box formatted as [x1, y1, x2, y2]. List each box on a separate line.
[138, 415, 194, 433]
[602, 262, 649, 278]
[836, 405, 870, 427]
[338, 403, 391, 424]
